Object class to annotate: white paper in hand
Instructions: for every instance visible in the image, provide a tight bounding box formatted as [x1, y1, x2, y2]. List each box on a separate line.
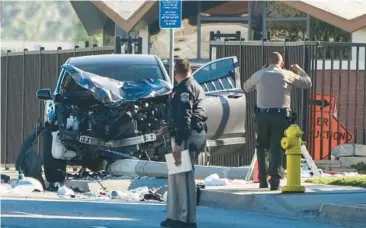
[165, 150, 193, 175]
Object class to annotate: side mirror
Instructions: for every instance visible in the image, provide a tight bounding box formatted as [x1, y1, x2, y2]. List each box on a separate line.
[36, 89, 52, 100]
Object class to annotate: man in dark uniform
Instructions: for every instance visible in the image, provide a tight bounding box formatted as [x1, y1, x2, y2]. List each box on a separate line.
[161, 58, 207, 228]
[243, 52, 312, 190]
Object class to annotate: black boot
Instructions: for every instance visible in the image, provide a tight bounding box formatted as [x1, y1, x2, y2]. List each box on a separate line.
[160, 219, 180, 228]
[259, 182, 268, 188]
[180, 222, 197, 228]
[269, 177, 280, 190]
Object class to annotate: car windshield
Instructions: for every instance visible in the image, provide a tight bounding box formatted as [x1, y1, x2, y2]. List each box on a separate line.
[74, 63, 165, 81]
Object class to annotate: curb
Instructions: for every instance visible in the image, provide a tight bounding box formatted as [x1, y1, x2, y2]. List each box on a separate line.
[318, 204, 366, 224]
[199, 189, 366, 219]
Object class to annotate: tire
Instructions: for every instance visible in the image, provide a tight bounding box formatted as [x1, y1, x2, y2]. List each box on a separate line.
[43, 127, 66, 183]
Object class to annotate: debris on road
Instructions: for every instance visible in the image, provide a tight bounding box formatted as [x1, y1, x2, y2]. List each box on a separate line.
[1, 176, 44, 195]
[53, 182, 164, 202]
[57, 184, 76, 198]
[106, 187, 163, 202]
[199, 173, 231, 186]
[1, 174, 10, 183]
[0, 183, 13, 194]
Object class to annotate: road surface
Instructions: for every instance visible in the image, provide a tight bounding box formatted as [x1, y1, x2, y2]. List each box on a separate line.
[1, 197, 360, 228]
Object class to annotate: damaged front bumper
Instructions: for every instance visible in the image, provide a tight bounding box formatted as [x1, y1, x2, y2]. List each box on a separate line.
[78, 133, 157, 147]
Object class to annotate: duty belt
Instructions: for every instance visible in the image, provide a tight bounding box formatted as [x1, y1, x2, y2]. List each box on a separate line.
[258, 108, 291, 114]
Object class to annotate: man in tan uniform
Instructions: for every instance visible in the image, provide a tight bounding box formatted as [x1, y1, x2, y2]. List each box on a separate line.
[243, 52, 312, 190]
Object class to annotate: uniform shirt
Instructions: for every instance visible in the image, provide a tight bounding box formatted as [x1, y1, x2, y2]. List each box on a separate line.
[243, 65, 312, 109]
[171, 76, 207, 145]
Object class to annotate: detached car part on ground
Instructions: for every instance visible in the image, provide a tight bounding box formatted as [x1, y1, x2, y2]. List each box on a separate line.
[16, 54, 247, 184]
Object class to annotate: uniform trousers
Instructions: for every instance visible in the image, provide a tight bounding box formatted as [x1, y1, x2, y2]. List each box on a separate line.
[255, 109, 290, 183]
[166, 130, 206, 223]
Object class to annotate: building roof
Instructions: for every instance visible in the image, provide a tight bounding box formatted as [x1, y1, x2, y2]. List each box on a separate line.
[284, 0, 366, 32]
[72, 0, 366, 34]
[90, 0, 156, 33]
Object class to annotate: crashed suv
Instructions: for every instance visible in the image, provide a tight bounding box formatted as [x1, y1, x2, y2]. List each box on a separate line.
[18, 54, 247, 184]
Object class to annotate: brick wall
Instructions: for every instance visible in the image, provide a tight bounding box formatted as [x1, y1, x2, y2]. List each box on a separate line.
[313, 70, 366, 144]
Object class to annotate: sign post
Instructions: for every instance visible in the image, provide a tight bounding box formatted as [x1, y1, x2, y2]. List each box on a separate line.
[159, 0, 182, 85]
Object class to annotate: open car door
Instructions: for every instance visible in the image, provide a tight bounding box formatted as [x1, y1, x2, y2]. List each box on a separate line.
[192, 57, 246, 155]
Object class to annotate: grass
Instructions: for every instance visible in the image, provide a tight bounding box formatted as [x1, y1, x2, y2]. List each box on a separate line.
[305, 176, 366, 188]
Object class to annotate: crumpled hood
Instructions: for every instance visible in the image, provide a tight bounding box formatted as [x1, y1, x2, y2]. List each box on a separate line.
[62, 64, 173, 106]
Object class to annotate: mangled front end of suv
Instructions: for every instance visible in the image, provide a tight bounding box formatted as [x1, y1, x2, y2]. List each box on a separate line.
[17, 64, 173, 183]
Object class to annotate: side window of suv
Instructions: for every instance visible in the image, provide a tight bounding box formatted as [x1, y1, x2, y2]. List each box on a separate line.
[193, 58, 236, 92]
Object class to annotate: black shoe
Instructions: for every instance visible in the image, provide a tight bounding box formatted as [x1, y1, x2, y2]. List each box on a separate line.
[269, 178, 280, 190]
[180, 222, 197, 228]
[160, 219, 180, 228]
[259, 182, 268, 188]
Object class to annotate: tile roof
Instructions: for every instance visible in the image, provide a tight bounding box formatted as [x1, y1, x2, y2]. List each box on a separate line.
[300, 0, 366, 20]
[100, 0, 147, 21]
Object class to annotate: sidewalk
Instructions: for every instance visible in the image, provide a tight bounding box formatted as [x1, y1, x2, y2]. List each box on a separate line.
[199, 181, 366, 224]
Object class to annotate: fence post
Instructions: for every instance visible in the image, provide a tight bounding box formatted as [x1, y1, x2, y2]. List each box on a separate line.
[209, 31, 215, 41]
[4, 50, 11, 169]
[235, 31, 241, 41]
[284, 38, 290, 69]
[115, 36, 121, 54]
[267, 30, 271, 41]
[73, 45, 79, 57]
[21, 49, 28, 144]
[38, 47, 44, 154]
[302, 38, 310, 143]
[56, 47, 62, 77]
[261, 37, 267, 65]
[137, 37, 143, 54]
[92, 44, 98, 55]
[128, 36, 133, 54]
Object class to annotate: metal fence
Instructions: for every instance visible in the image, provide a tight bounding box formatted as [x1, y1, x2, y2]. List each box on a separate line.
[209, 40, 366, 166]
[1, 46, 115, 166]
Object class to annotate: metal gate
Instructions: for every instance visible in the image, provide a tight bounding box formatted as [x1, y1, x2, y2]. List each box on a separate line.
[209, 40, 366, 166]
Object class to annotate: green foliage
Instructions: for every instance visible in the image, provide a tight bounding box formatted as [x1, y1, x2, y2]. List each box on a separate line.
[1, 1, 103, 46]
[305, 176, 366, 188]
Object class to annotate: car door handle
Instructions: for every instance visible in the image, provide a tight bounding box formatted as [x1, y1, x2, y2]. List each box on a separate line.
[227, 93, 243, 99]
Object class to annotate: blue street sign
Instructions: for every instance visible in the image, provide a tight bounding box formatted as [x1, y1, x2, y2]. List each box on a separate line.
[159, 0, 182, 29]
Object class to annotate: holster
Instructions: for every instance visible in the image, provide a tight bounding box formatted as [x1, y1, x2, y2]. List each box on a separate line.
[253, 105, 260, 122]
[289, 112, 297, 124]
[192, 121, 207, 133]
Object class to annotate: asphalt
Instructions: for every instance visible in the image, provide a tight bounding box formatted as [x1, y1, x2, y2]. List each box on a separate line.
[1, 198, 360, 228]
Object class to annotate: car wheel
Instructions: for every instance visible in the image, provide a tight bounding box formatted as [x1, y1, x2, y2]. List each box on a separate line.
[43, 127, 66, 183]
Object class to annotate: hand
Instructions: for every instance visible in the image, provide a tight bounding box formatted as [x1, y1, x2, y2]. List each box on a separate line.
[261, 64, 269, 69]
[172, 145, 181, 165]
[290, 64, 301, 74]
[157, 126, 168, 135]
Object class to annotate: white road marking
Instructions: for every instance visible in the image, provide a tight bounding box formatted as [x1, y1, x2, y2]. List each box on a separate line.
[0, 214, 135, 221]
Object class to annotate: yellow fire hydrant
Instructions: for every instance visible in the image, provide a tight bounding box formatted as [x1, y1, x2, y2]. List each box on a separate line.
[281, 124, 305, 193]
